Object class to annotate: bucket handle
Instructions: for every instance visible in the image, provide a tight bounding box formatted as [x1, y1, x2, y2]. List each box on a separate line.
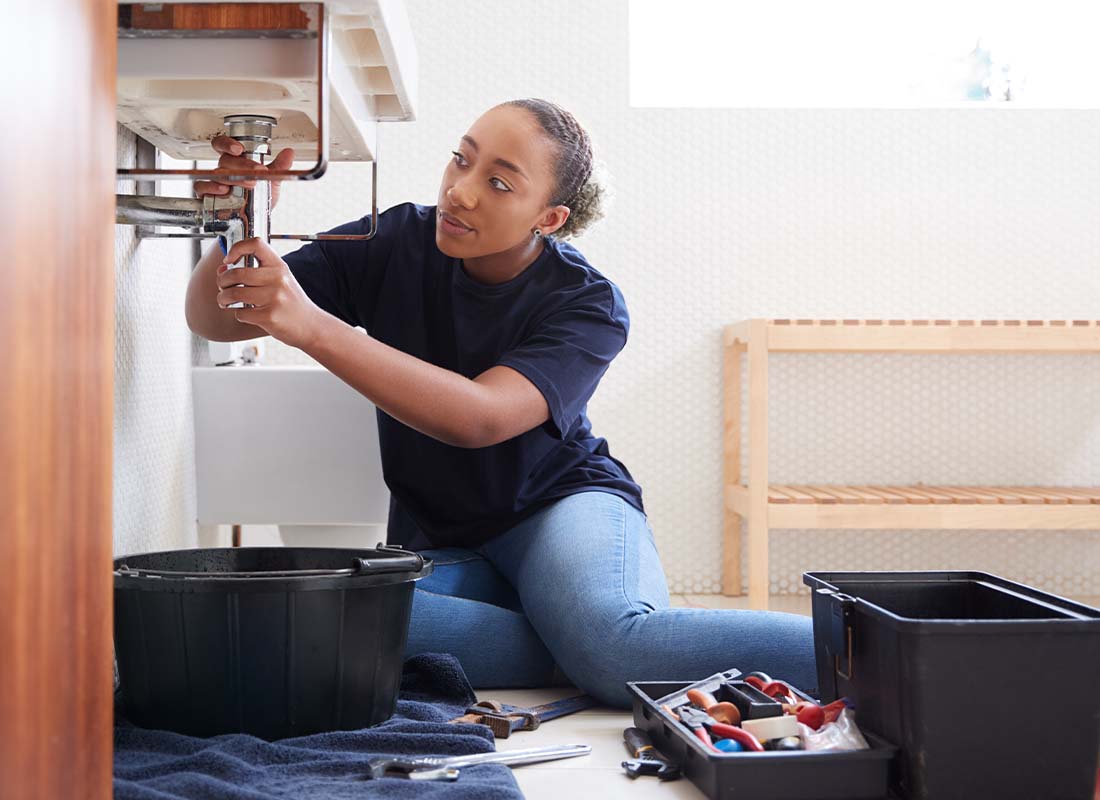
[355, 545, 425, 575]
[115, 545, 426, 579]
[817, 588, 856, 681]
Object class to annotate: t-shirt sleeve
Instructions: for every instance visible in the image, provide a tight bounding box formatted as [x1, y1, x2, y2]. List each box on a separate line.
[282, 204, 405, 331]
[496, 282, 629, 440]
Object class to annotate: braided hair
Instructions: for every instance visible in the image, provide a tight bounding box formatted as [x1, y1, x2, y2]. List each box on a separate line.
[499, 98, 607, 241]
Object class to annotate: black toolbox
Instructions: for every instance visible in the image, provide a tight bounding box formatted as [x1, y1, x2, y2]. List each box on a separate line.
[627, 679, 898, 800]
[804, 571, 1100, 800]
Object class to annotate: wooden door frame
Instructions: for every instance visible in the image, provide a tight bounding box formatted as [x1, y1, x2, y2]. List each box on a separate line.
[0, 0, 116, 797]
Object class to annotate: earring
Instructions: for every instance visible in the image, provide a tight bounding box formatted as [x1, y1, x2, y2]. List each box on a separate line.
[533, 229, 543, 239]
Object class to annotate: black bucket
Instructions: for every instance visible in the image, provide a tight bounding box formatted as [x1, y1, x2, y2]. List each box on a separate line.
[114, 545, 433, 739]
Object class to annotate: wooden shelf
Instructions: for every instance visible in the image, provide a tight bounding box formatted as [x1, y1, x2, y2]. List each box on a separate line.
[726, 484, 1100, 530]
[724, 318, 1100, 353]
[721, 318, 1100, 610]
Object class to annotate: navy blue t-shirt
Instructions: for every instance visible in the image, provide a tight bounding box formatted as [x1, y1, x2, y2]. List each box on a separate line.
[283, 201, 645, 548]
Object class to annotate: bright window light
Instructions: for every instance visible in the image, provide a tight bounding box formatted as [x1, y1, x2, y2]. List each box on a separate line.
[629, 0, 1100, 107]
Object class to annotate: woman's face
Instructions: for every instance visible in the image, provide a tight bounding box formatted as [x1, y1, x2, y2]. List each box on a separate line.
[436, 105, 568, 258]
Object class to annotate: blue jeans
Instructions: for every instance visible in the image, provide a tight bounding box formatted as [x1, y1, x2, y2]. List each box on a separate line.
[398, 490, 817, 709]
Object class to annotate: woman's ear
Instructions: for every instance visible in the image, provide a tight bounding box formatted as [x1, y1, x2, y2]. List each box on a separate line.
[539, 205, 570, 236]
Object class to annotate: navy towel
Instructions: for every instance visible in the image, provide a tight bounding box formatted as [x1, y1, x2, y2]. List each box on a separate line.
[114, 653, 523, 799]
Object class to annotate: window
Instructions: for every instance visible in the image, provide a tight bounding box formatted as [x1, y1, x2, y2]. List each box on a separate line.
[629, 0, 1100, 107]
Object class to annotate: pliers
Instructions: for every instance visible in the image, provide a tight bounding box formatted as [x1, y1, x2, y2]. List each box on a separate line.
[675, 706, 765, 752]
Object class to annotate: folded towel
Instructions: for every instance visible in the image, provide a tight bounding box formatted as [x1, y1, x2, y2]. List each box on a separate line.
[114, 653, 523, 799]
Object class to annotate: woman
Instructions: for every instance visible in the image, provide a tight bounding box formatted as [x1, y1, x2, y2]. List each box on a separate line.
[186, 98, 817, 708]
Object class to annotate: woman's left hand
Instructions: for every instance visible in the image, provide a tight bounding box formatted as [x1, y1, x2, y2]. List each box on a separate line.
[217, 237, 325, 350]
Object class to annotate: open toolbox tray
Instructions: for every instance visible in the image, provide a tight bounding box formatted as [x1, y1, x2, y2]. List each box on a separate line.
[627, 678, 898, 800]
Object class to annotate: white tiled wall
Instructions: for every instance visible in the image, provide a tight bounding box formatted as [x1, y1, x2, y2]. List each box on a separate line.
[113, 125, 200, 557]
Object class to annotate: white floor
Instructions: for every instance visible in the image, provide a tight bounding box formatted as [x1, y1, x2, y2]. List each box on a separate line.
[487, 592, 1100, 799]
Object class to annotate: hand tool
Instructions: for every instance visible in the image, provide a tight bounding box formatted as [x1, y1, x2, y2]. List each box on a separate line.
[674, 705, 719, 752]
[621, 727, 682, 780]
[449, 693, 596, 738]
[685, 687, 741, 725]
[678, 706, 765, 752]
[705, 721, 765, 752]
[686, 688, 718, 708]
[707, 701, 741, 726]
[622, 758, 683, 779]
[365, 743, 591, 781]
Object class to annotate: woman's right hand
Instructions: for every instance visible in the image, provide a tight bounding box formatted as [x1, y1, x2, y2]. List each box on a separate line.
[193, 135, 296, 210]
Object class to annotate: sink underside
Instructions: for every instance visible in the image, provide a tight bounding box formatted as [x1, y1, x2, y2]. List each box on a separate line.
[116, 0, 417, 162]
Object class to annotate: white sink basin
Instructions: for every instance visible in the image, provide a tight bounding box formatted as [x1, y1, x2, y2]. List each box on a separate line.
[192, 366, 390, 526]
[117, 0, 417, 162]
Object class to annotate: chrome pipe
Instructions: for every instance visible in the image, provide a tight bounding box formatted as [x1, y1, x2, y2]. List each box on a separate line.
[115, 192, 248, 229]
[221, 115, 276, 309]
[115, 195, 204, 228]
